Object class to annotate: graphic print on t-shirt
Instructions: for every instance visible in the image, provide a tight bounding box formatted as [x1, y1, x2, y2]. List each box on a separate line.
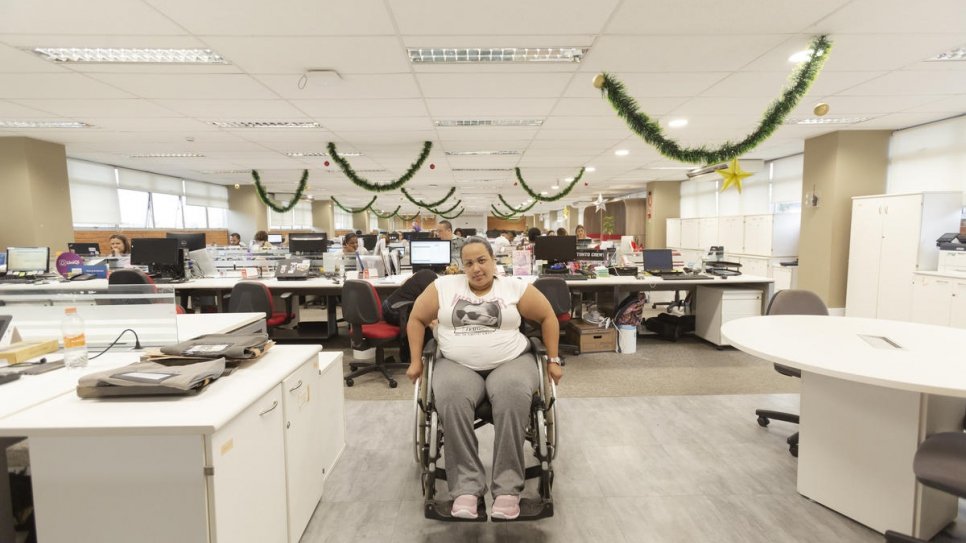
[452, 299, 501, 335]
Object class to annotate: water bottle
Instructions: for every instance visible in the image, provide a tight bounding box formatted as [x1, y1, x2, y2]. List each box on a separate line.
[62, 307, 89, 368]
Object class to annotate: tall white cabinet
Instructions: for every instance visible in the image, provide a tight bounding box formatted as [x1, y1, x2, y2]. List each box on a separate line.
[845, 192, 962, 320]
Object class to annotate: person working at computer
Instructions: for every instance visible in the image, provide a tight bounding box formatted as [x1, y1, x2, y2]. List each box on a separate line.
[405, 238, 562, 520]
[342, 233, 370, 256]
[108, 234, 131, 256]
[575, 225, 588, 240]
[228, 232, 242, 246]
[490, 231, 513, 253]
[250, 231, 271, 251]
[556, 227, 567, 236]
[436, 220, 464, 264]
[453, 228, 465, 238]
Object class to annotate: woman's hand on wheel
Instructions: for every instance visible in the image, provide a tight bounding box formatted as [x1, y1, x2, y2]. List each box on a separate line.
[548, 363, 563, 385]
[406, 360, 423, 384]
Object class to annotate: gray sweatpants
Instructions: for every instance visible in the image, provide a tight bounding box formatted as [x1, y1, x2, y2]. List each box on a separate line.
[432, 352, 539, 498]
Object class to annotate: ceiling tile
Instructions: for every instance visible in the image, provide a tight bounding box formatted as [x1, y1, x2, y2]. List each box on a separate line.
[292, 99, 426, 118]
[388, 0, 620, 36]
[14, 99, 180, 118]
[426, 98, 557, 118]
[88, 73, 277, 99]
[814, 0, 966, 34]
[204, 36, 410, 75]
[839, 70, 966, 96]
[564, 72, 727, 99]
[417, 73, 573, 99]
[154, 99, 306, 118]
[605, 0, 848, 34]
[0, 0, 185, 34]
[0, 100, 60, 117]
[579, 35, 788, 73]
[0, 73, 134, 99]
[255, 74, 421, 99]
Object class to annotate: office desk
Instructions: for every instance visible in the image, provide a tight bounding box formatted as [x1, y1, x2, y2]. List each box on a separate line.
[721, 315, 966, 539]
[0, 346, 346, 543]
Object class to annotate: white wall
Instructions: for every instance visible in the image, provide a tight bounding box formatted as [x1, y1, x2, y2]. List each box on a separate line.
[887, 115, 966, 206]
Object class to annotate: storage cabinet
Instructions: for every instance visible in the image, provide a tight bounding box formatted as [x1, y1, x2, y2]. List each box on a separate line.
[666, 218, 681, 248]
[911, 273, 966, 329]
[742, 213, 799, 256]
[680, 218, 700, 249]
[698, 218, 718, 251]
[282, 361, 326, 543]
[845, 193, 962, 321]
[717, 216, 744, 253]
[694, 286, 763, 347]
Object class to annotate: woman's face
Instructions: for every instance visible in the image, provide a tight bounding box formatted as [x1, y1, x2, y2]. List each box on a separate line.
[109, 237, 125, 254]
[343, 237, 359, 253]
[461, 243, 496, 291]
[575, 226, 585, 238]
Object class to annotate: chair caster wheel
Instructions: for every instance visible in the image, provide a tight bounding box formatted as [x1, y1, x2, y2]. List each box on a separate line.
[757, 416, 770, 427]
[789, 444, 798, 457]
[389, 380, 398, 388]
[573, 351, 579, 356]
[345, 378, 354, 387]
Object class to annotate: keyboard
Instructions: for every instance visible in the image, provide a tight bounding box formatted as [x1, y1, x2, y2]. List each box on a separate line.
[647, 270, 682, 277]
[154, 277, 188, 284]
[661, 274, 713, 281]
[538, 274, 589, 281]
[0, 275, 38, 284]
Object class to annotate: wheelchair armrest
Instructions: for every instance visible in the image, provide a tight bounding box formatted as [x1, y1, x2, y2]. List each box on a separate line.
[529, 337, 547, 356]
[391, 300, 414, 309]
[422, 339, 436, 358]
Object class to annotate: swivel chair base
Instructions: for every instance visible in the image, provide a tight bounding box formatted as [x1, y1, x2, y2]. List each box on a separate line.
[344, 357, 408, 388]
[756, 409, 800, 457]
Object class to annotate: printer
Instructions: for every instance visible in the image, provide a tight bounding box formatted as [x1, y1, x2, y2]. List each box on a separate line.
[936, 233, 966, 274]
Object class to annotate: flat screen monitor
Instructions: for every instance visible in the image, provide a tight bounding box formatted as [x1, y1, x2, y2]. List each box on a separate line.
[288, 232, 327, 241]
[534, 235, 577, 263]
[360, 234, 377, 251]
[68, 242, 100, 256]
[461, 228, 478, 236]
[289, 238, 326, 254]
[188, 248, 217, 278]
[643, 249, 674, 272]
[267, 234, 284, 244]
[0, 253, 5, 274]
[359, 255, 387, 276]
[388, 233, 400, 241]
[165, 232, 206, 252]
[131, 238, 181, 267]
[410, 240, 451, 265]
[6, 247, 49, 273]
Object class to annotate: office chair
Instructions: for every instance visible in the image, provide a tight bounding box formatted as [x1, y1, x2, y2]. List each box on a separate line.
[884, 432, 966, 542]
[532, 277, 579, 358]
[227, 281, 294, 331]
[342, 279, 408, 388]
[108, 269, 185, 314]
[755, 289, 828, 457]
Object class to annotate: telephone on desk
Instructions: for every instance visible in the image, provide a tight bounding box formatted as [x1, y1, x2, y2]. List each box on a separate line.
[69, 273, 96, 281]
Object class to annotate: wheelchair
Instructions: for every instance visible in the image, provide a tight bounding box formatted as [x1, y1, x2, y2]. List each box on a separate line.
[413, 337, 558, 522]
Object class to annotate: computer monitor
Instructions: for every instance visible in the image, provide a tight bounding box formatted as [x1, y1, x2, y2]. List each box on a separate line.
[461, 228, 478, 236]
[288, 232, 327, 241]
[359, 255, 387, 277]
[131, 238, 183, 277]
[289, 237, 326, 254]
[188, 248, 217, 278]
[534, 235, 577, 263]
[68, 242, 100, 256]
[388, 232, 400, 241]
[410, 240, 451, 267]
[267, 234, 284, 244]
[6, 247, 49, 274]
[361, 234, 377, 251]
[0, 253, 5, 274]
[643, 249, 674, 272]
[165, 232, 206, 252]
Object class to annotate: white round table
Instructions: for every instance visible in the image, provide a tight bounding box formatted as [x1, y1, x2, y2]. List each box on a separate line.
[722, 315, 966, 539]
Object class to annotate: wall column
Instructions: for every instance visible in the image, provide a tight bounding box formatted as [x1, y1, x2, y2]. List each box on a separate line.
[799, 131, 891, 309]
[0, 137, 73, 252]
[644, 181, 681, 249]
[227, 185, 266, 242]
[312, 200, 334, 235]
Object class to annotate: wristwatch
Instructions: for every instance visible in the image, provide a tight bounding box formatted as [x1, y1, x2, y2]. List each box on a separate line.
[547, 356, 562, 365]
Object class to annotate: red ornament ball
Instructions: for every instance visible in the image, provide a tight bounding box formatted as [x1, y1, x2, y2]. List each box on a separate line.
[584, 182, 589, 186]
[513, 181, 518, 186]
[323, 160, 330, 167]
[429, 163, 435, 170]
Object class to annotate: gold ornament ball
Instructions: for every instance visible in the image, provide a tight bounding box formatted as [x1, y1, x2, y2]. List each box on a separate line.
[813, 103, 830, 117]
[233, 183, 240, 189]
[592, 73, 605, 89]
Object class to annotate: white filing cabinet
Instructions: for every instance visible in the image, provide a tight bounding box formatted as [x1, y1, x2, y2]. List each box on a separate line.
[694, 286, 763, 347]
[911, 272, 966, 329]
[742, 213, 800, 257]
[845, 192, 962, 321]
[666, 218, 681, 248]
[717, 216, 744, 253]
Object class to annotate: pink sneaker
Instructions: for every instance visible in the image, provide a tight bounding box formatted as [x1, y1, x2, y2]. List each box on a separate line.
[451, 494, 478, 519]
[491, 494, 520, 520]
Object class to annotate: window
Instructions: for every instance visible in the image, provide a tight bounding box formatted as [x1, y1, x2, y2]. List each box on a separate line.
[292, 201, 313, 229]
[183, 204, 208, 228]
[118, 189, 150, 227]
[151, 192, 184, 228]
[67, 159, 121, 226]
[207, 207, 227, 228]
[334, 207, 353, 230]
[888, 115, 966, 206]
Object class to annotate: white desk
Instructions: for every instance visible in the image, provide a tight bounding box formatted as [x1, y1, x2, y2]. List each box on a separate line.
[0, 346, 346, 543]
[721, 315, 966, 539]
[177, 311, 266, 340]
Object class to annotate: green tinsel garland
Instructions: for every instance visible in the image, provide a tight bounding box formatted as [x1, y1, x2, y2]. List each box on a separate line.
[251, 169, 309, 212]
[397, 210, 421, 222]
[598, 34, 832, 164]
[497, 194, 537, 214]
[435, 207, 464, 220]
[331, 195, 377, 214]
[327, 141, 432, 192]
[401, 186, 456, 209]
[429, 199, 461, 216]
[490, 204, 520, 220]
[370, 206, 400, 219]
[515, 167, 584, 202]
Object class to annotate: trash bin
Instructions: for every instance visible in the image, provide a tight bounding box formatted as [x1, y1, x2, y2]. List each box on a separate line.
[353, 348, 375, 361]
[617, 324, 637, 354]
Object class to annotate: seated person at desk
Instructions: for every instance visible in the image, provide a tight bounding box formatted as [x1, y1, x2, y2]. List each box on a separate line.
[575, 225, 589, 240]
[436, 220, 463, 264]
[342, 233, 369, 256]
[556, 227, 567, 236]
[250, 230, 272, 251]
[108, 234, 130, 256]
[453, 228, 465, 238]
[490, 230, 513, 253]
[405, 238, 562, 520]
[228, 232, 243, 246]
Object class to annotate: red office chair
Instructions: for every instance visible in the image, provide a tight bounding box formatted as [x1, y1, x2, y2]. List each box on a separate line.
[108, 269, 185, 314]
[342, 279, 408, 388]
[532, 277, 579, 357]
[227, 281, 294, 331]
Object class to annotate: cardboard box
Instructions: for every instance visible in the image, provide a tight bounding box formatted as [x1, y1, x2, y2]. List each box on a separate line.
[0, 339, 59, 365]
[565, 321, 617, 354]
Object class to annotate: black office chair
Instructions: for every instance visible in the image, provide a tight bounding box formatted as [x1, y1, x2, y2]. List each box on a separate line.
[531, 277, 579, 357]
[755, 289, 828, 457]
[342, 279, 408, 388]
[227, 281, 294, 333]
[108, 269, 185, 313]
[885, 432, 966, 542]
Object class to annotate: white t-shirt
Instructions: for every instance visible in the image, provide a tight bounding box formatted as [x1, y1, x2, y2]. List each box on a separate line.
[434, 275, 529, 371]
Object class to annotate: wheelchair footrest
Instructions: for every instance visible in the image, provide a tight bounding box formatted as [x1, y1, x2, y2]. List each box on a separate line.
[492, 498, 554, 522]
[424, 499, 488, 522]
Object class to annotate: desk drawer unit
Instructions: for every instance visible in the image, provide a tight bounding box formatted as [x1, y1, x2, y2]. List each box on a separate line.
[694, 286, 762, 347]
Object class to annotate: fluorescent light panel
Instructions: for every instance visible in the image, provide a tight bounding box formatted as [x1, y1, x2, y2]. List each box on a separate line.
[0, 120, 90, 128]
[286, 152, 328, 158]
[33, 47, 227, 64]
[409, 47, 587, 64]
[209, 121, 320, 128]
[445, 150, 520, 156]
[435, 119, 543, 128]
[792, 117, 872, 125]
[130, 153, 205, 158]
[926, 47, 966, 61]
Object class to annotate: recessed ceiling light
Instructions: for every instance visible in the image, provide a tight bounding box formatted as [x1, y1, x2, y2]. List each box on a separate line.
[409, 47, 587, 64]
[540, 191, 548, 195]
[791, 117, 872, 125]
[668, 119, 688, 128]
[452, 168, 513, 172]
[130, 153, 205, 158]
[32, 47, 228, 64]
[614, 149, 630, 157]
[444, 150, 520, 156]
[926, 46, 966, 62]
[208, 121, 320, 128]
[285, 152, 327, 158]
[584, 166, 596, 172]
[564, 177, 574, 182]
[202, 170, 248, 174]
[435, 119, 543, 128]
[550, 185, 560, 190]
[788, 48, 825, 63]
[0, 120, 91, 128]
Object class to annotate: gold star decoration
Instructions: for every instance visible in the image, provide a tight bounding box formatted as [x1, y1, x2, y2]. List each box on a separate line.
[717, 158, 753, 193]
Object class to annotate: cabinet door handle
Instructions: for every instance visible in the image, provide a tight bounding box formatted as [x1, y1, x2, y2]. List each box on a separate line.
[259, 400, 279, 416]
[289, 379, 303, 393]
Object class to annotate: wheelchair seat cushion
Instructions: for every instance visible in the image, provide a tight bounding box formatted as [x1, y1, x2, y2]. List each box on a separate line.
[361, 321, 400, 339]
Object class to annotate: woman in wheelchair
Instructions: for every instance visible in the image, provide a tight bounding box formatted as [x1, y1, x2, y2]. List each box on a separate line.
[406, 238, 562, 521]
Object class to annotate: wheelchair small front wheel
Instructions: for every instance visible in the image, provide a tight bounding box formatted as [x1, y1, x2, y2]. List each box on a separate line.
[345, 378, 354, 387]
[389, 379, 398, 388]
[757, 416, 769, 427]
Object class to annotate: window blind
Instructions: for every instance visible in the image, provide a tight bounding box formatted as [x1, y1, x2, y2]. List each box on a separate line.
[67, 159, 120, 225]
